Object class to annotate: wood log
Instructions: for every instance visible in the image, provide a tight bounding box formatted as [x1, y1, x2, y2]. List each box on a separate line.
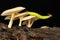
[0, 23, 60, 40]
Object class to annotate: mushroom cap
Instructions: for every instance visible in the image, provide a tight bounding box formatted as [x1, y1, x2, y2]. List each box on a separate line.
[1, 7, 25, 16]
[41, 26, 50, 29]
[14, 12, 28, 18]
[22, 16, 36, 21]
[5, 16, 19, 20]
[5, 12, 28, 20]
[5, 16, 11, 20]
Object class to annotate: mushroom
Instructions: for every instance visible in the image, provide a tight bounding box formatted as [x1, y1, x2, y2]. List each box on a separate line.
[4, 16, 19, 20]
[1, 7, 25, 28]
[28, 12, 52, 19]
[1, 7, 25, 16]
[4, 12, 28, 27]
[14, 12, 28, 26]
[21, 16, 37, 28]
[4, 12, 28, 20]
[40, 26, 50, 29]
[5, 16, 11, 20]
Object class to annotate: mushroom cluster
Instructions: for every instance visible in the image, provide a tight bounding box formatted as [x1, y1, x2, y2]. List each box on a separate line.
[1, 7, 52, 28]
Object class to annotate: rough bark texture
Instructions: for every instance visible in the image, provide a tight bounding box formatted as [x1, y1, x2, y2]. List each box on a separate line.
[0, 23, 60, 40]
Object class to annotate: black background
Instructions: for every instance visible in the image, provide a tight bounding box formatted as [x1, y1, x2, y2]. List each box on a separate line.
[0, 0, 60, 28]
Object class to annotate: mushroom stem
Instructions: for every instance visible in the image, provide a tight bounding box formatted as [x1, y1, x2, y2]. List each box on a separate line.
[19, 16, 23, 26]
[27, 19, 31, 28]
[27, 19, 35, 28]
[30, 20, 35, 27]
[8, 13, 15, 28]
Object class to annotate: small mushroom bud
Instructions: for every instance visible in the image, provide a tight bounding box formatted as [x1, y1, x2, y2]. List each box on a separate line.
[41, 26, 50, 29]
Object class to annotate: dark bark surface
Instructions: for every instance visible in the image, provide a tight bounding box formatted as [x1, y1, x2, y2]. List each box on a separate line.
[0, 23, 60, 40]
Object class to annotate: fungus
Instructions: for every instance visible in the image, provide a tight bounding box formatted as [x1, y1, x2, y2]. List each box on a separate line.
[1, 7, 52, 28]
[14, 12, 28, 26]
[40, 26, 50, 29]
[28, 12, 52, 19]
[4, 16, 18, 20]
[1, 7, 25, 28]
[21, 16, 37, 28]
[1, 7, 25, 16]
[4, 12, 28, 27]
